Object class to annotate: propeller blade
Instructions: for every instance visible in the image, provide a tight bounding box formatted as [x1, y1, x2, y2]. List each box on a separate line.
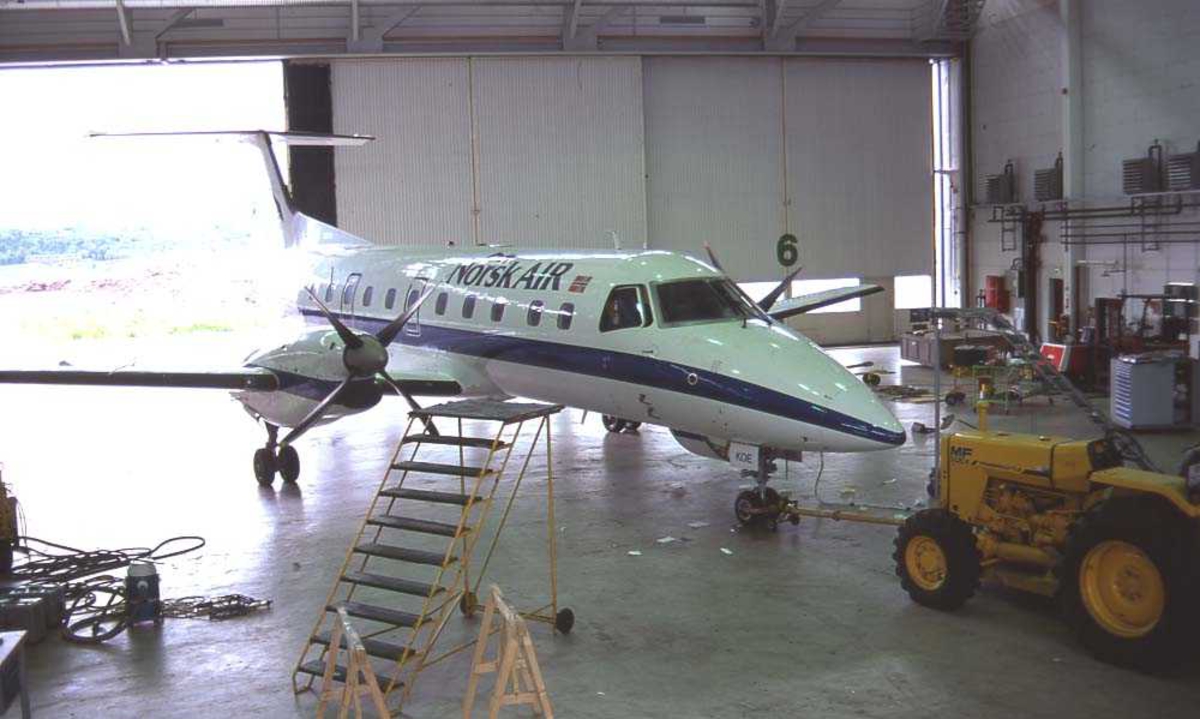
[375, 284, 439, 347]
[305, 287, 363, 349]
[280, 376, 352, 446]
[703, 243, 725, 273]
[379, 370, 439, 437]
[757, 265, 805, 312]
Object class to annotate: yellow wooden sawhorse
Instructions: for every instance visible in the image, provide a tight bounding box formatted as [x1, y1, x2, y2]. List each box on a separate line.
[463, 585, 553, 719]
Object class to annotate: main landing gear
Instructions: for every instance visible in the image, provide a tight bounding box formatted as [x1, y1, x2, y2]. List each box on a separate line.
[253, 423, 301, 486]
[732, 453, 801, 532]
[601, 415, 642, 433]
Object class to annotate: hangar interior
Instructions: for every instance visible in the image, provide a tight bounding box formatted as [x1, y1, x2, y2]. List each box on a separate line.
[1, 0, 1200, 717]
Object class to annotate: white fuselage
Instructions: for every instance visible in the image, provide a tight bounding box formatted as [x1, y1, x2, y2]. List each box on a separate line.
[239, 245, 905, 454]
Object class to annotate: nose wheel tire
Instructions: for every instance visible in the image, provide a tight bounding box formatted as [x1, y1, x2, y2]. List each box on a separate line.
[253, 448, 277, 486]
[894, 509, 981, 611]
[1058, 497, 1194, 671]
[734, 487, 783, 529]
[277, 445, 301, 484]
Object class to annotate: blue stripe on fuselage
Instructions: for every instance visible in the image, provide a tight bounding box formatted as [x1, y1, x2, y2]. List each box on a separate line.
[299, 309, 904, 447]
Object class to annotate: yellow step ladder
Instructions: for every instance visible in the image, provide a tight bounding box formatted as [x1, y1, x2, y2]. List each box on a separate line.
[292, 399, 567, 709]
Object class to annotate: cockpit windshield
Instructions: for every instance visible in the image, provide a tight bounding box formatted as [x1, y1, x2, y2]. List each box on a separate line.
[655, 279, 766, 325]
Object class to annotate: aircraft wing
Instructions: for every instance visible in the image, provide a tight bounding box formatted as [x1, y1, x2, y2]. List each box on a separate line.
[0, 368, 280, 390]
[767, 284, 884, 321]
[378, 369, 463, 397]
[0, 367, 462, 396]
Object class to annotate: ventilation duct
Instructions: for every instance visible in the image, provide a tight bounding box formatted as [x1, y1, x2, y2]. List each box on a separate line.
[1122, 141, 1163, 195]
[1034, 152, 1063, 202]
[1166, 141, 1200, 191]
[984, 160, 1016, 205]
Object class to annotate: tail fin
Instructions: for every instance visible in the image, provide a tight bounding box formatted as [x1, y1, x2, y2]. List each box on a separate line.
[90, 130, 374, 249]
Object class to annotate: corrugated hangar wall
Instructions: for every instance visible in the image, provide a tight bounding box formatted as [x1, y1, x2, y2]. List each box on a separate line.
[330, 55, 932, 286]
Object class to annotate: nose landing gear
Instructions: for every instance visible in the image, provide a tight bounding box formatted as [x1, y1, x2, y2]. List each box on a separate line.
[253, 424, 302, 486]
[732, 453, 801, 531]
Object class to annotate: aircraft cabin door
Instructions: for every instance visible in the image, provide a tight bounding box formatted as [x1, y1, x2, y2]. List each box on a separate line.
[340, 273, 363, 322]
[403, 278, 428, 337]
[597, 284, 659, 418]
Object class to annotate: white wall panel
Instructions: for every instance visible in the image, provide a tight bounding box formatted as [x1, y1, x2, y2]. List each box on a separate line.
[783, 58, 933, 279]
[643, 57, 785, 281]
[332, 58, 474, 246]
[472, 57, 646, 249]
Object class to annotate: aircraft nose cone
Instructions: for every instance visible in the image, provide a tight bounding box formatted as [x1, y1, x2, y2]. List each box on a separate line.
[861, 397, 906, 447]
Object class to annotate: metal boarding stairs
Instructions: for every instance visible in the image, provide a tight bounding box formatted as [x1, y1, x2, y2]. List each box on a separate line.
[933, 307, 1159, 472]
[292, 398, 566, 706]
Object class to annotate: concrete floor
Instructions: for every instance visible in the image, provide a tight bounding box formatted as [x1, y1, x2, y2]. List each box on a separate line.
[1, 344, 1199, 718]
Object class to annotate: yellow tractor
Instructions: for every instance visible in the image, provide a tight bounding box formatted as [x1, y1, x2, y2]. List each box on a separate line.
[895, 428, 1200, 670]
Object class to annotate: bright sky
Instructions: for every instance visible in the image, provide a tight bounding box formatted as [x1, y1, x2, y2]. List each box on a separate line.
[0, 61, 286, 242]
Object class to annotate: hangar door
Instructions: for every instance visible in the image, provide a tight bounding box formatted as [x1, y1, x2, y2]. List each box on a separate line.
[643, 57, 933, 282]
[330, 55, 931, 286]
[330, 57, 645, 249]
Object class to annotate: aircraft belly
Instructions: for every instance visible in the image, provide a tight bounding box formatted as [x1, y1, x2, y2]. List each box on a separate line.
[480, 359, 861, 452]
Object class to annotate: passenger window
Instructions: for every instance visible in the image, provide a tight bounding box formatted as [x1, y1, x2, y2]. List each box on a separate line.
[463, 294, 476, 319]
[600, 286, 653, 332]
[527, 300, 544, 327]
[558, 302, 575, 330]
[435, 292, 448, 315]
[342, 282, 356, 307]
[362, 286, 374, 307]
[324, 283, 334, 303]
[385, 288, 397, 310]
[491, 298, 507, 323]
[404, 288, 420, 311]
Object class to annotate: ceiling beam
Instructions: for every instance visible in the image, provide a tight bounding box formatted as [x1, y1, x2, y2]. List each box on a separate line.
[562, 0, 583, 40]
[114, 0, 131, 45]
[766, 0, 840, 50]
[348, 4, 421, 51]
[780, 0, 841, 34]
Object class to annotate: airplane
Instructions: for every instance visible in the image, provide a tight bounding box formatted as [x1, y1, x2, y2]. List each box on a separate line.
[0, 130, 905, 525]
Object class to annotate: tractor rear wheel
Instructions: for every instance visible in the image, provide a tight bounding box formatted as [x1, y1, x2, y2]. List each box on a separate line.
[1058, 497, 1196, 671]
[894, 509, 981, 610]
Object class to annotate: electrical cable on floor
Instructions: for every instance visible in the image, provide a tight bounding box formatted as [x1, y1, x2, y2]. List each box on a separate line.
[11, 535, 206, 585]
[810, 452, 911, 513]
[3, 535, 271, 644]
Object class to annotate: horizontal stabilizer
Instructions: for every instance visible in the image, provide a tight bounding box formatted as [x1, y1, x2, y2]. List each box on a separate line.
[0, 369, 279, 391]
[89, 130, 374, 146]
[768, 284, 884, 320]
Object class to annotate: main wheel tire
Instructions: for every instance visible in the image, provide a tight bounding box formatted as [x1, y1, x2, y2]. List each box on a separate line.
[277, 445, 301, 484]
[601, 415, 627, 433]
[734, 487, 782, 527]
[894, 509, 981, 611]
[624, 421, 642, 432]
[253, 448, 277, 486]
[944, 391, 966, 406]
[1057, 497, 1196, 671]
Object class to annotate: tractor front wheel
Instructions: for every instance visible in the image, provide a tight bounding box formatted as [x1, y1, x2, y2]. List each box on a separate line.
[894, 509, 981, 610]
[1059, 498, 1195, 671]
